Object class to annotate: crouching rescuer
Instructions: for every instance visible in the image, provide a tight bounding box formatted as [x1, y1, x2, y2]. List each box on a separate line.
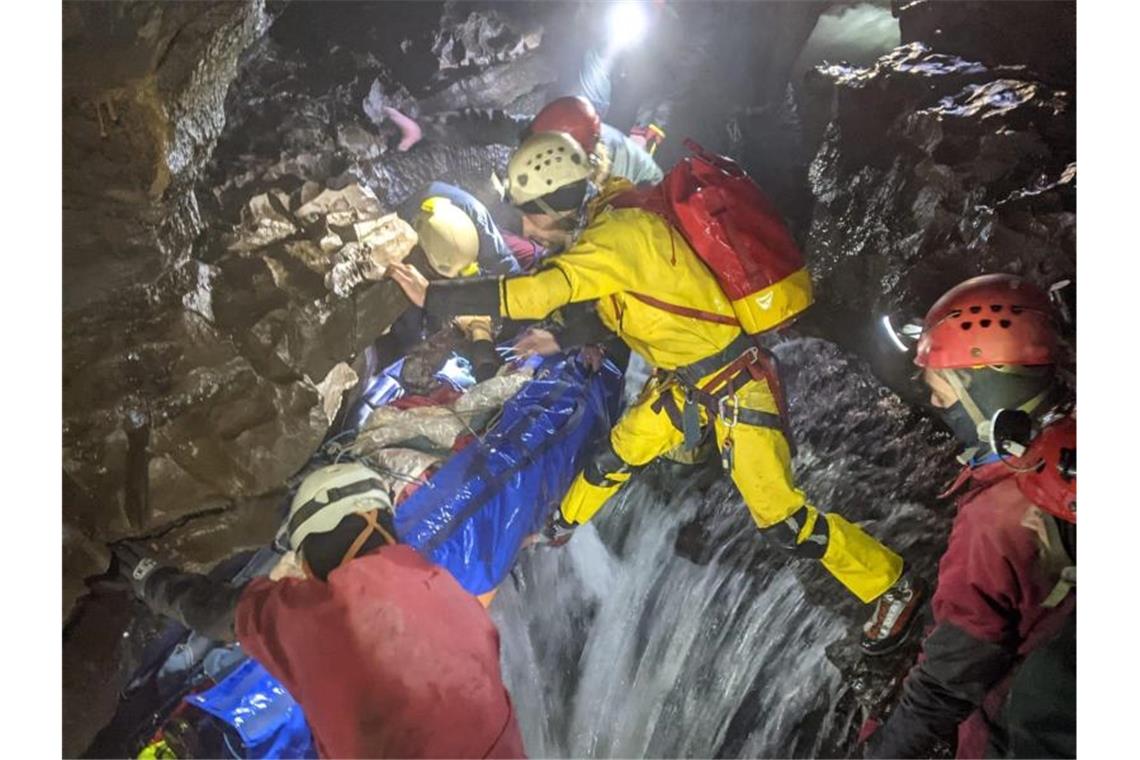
[111, 462, 525, 759]
[388, 130, 924, 653]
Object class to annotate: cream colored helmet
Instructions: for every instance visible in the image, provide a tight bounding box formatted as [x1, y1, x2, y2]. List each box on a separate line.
[413, 196, 480, 278]
[506, 131, 593, 213]
[286, 462, 393, 551]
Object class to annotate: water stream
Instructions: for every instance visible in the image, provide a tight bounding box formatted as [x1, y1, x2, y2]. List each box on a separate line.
[490, 339, 955, 758]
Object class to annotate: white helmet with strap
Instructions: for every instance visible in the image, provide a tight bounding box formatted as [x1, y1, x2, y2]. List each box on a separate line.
[506, 131, 593, 216]
[286, 462, 396, 552]
[413, 196, 480, 278]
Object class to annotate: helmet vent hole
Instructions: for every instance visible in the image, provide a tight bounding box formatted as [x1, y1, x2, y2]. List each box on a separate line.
[991, 304, 1003, 312]
[546, 179, 553, 185]
[969, 306, 982, 314]
[948, 309, 962, 319]
[960, 321, 973, 330]
[1000, 319, 1012, 328]
[980, 319, 992, 327]
[571, 154, 582, 164]
[556, 156, 563, 162]
[1010, 305, 1024, 314]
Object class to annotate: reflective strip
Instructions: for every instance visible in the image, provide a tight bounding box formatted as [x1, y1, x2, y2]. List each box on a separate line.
[736, 408, 783, 430]
[731, 267, 814, 336]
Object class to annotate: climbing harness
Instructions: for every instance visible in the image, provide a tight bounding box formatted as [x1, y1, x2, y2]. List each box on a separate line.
[650, 334, 794, 456]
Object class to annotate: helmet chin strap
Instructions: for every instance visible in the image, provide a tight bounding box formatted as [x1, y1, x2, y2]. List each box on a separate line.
[939, 368, 1054, 444]
[940, 369, 990, 442]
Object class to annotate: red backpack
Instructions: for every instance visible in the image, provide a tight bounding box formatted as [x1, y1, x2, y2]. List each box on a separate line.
[610, 139, 813, 337]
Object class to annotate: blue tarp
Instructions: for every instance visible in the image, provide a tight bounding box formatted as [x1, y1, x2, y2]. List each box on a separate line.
[187, 658, 317, 758]
[180, 354, 621, 757]
[395, 354, 622, 595]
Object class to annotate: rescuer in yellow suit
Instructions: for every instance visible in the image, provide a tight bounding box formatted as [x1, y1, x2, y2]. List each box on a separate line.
[390, 132, 924, 654]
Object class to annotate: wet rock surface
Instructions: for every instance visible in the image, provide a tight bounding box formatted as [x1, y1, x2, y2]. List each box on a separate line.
[799, 42, 1075, 378]
[896, 0, 1075, 88]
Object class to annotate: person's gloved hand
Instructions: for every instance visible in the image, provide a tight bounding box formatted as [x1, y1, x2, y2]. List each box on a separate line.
[578, 345, 605, 373]
[512, 328, 562, 359]
[470, 339, 500, 382]
[110, 540, 167, 601]
[532, 512, 577, 548]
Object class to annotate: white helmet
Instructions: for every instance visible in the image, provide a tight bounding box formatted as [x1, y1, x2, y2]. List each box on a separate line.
[286, 462, 393, 550]
[413, 196, 480, 278]
[506, 131, 592, 213]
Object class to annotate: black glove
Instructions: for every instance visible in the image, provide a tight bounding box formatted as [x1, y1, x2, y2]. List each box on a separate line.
[470, 339, 500, 383]
[110, 541, 168, 601]
[535, 512, 577, 548]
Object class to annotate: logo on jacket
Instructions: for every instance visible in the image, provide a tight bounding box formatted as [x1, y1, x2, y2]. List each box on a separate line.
[755, 292, 774, 310]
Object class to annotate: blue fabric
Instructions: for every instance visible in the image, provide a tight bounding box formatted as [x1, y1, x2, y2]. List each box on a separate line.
[600, 123, 664, 185]
[395, 354, 623, 595]
[575, 47, 613, 118]
[970, 451, 1002, 467]
[187, 658, 316, 758]
[422, 182, 520, 275]
[350, 358, 406, 429]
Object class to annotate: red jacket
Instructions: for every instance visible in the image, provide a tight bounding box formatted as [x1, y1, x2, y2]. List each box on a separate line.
[871, 458, 1075, 759]
[235, 545, 526, 759]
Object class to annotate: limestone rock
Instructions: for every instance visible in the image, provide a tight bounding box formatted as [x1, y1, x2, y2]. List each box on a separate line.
[63, 523, 111, 623]
[803, 44, 1074, 325]
[314, 362, 360, 425]
[432, 4, 544, 71]
[226, 190, 298, 251]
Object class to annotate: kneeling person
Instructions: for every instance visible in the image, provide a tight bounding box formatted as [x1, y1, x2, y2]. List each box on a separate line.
[114, 463, 525, 759]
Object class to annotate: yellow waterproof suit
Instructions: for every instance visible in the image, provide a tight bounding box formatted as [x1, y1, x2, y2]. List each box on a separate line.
[433, 181, 902, 602]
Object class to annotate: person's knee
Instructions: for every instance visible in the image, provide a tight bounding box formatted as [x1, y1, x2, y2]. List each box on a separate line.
[760, 505, 830, 560]
[584, 438, 639, 487]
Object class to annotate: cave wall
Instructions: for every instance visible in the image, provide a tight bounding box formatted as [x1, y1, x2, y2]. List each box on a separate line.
[61, 0, 830, 627]
[797, 1, 1075, 391]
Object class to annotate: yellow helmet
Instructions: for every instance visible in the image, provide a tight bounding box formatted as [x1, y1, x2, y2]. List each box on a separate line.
[413, 196, 480, 278]
[506, 131, 592, 214]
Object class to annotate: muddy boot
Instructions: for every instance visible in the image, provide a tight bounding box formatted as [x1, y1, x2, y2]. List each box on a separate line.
[860, 574, 927, 657]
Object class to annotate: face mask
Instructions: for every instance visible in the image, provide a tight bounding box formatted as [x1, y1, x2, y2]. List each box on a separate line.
[938, 401, 981, 448]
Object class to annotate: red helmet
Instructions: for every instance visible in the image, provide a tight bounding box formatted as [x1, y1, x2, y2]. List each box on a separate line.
[1016, 413, 1076, 524]
[528, 96, 602, 154]
[915, 274, 1060, 369]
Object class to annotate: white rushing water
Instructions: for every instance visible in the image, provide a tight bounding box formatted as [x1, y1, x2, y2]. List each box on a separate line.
[490, 338, 955, 758]
[491, 475, 851, 759]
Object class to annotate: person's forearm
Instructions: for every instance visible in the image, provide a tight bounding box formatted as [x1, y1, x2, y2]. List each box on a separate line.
[424, 267, 576, 322]
[868, 621, 1014, 758]
[145, 568, 245, 642]
[423, 277, 502, 320]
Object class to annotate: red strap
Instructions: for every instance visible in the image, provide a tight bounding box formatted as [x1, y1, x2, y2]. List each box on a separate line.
[628, 291, 739, 326]
[938, 465, 975, 500]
